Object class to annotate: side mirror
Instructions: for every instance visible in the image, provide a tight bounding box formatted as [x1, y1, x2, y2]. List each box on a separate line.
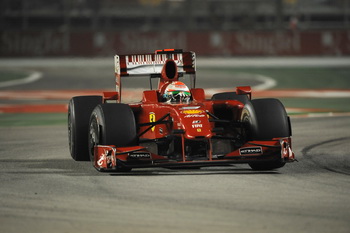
[103, 91, 119, 103]
[236, 86, 252, 99]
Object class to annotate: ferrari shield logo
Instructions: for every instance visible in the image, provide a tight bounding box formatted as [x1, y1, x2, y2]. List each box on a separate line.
[149, 112, 156, 131]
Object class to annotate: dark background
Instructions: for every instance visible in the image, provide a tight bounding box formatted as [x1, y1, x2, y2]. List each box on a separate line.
[1, 0, 350, 56]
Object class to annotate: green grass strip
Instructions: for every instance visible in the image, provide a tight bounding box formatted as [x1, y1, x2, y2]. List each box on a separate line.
[0, 70, 30, 82]
[0, 113, 67, 127]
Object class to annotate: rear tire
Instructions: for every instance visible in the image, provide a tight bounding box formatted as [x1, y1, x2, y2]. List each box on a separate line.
[88, 104, 138, 172]
[241, 98, 290, 170]
[68, 96, 102, 161]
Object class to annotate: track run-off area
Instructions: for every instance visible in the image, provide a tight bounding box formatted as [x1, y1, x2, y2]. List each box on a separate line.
[0, 57, 349, 233]
[0, 57, 350, 117]
[1, 89, 350, 116]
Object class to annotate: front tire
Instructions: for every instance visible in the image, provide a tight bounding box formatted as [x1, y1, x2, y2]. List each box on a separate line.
[241, 98, 291, 170]
[241, 98, 291, 140]
[88, 104, 138, 171]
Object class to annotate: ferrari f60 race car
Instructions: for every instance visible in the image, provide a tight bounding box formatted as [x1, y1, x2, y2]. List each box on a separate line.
[68, 49, 295, 172]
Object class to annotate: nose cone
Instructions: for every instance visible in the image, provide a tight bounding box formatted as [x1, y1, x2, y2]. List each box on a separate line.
[184, 122, 212, 139]
[179, 108, 212, 139]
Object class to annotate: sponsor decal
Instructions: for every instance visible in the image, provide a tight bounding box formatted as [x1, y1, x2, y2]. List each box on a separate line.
[97, 154, 105, 167]
[239, 147, 263, 155]
[120, 33, 186, 59]
[184, 114, 206, 118]
[281, 140, 294, 159]
[192, 120, 201, 124]
[192, 124, 203, 128]
[182, 109, 204, 114]
[197, 129, 202, 132]
[235, 32, 300, 54]
[180, 106, 201, 110]
[149, 112, 156, 131]
[1, 31, 69, 56]
[129, 152, 151, 159]
[97, 149, 115, 168]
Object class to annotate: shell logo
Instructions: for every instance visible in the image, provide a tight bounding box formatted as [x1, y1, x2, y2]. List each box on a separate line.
[182, 109, 203, 114]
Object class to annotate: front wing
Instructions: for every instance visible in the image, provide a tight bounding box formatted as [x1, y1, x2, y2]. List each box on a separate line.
[93, 138, 295, 171]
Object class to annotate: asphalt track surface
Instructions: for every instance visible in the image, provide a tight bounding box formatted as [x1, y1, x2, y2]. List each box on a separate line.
[0, 58, 350, 233]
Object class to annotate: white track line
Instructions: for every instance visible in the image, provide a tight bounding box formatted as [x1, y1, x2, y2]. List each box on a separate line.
[248, 73, 277, 90]
[0, 71, 43, 88]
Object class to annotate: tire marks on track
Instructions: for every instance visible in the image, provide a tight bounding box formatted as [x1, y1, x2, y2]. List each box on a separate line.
[301, 137, 350, 176]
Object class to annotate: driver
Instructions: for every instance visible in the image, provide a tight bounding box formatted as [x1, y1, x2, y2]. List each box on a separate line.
[163, 81, 191, 103]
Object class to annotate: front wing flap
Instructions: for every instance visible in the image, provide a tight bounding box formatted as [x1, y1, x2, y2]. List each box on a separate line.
[93, 138, 295, 171]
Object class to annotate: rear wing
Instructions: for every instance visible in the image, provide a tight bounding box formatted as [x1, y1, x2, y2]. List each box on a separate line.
[115, 50, 196, 77]
[114, 49, 196, 102]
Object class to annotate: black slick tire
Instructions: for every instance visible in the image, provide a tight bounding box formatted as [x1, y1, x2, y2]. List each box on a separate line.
[241, 98, 291, 140]
[88, 103, 138, 172]
[241, 98, 291, 170]
[68, 96, 102, 161]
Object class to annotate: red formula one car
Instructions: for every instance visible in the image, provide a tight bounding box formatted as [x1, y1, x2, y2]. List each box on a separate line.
[68, 49, 295, 172]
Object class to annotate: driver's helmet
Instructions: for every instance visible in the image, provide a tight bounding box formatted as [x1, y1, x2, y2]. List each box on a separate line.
[163, 81, 191, 103]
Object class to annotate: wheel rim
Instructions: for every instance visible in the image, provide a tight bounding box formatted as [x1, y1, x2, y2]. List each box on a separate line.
[88, 117, 99, 162]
